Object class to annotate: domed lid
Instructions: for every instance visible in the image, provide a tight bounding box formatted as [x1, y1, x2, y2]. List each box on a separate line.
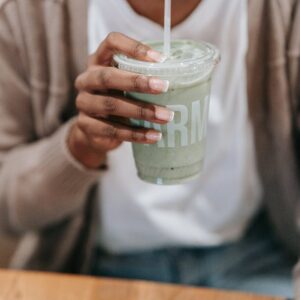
[114, 40, 220, 79]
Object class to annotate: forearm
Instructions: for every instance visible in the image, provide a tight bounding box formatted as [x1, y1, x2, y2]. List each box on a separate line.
[0, 119, 101, 234]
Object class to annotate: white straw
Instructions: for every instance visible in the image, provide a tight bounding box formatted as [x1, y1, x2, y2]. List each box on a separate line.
[164, 0, 171, 57]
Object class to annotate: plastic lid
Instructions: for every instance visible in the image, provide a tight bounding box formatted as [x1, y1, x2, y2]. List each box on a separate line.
[114, 40, 220, 79]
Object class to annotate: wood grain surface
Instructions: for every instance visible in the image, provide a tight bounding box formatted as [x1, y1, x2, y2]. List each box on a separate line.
[0, 269, 284, 300]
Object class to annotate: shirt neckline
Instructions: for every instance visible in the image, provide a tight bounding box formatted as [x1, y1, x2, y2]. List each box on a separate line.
[110, 0, 207, 35]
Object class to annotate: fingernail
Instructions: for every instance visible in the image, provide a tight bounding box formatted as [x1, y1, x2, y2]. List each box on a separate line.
[147, 50, 167, 63]
[155, 107, 175, 122]
[149, 78, 169, 93]
[146, 131, 162, 141]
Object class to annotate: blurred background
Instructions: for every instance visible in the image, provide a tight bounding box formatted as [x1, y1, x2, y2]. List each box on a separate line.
[0, 235, 17, 268]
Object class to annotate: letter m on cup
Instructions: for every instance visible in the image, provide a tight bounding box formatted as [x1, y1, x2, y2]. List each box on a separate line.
[191, 97, 209, 145]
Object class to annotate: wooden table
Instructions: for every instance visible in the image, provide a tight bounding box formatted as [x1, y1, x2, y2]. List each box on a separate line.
[0, 269, 285, 300]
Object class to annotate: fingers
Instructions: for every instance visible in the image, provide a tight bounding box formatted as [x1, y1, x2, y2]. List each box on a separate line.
[76, 93, 174, 124]
[75, 66, 169, 94]
[89, 32, 166, 66]
[77, 113, 162, 145]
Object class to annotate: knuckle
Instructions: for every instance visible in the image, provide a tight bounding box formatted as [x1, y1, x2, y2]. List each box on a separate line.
[100, 69, 113, 88]
[76, 93, 86, 111]
[133, 74, 148, 92]
[137, 105, 147, 119]
[75, 75, 83, 90]
[102, 125, 118, 139]
[77, 114, 88, 132]
[131, 131, 145, 142]
[102, 97, 117, 114]
[90, 136, 101, 148]
[132, 42, 147, 57]
[106, 32, 119, 47]
[137, 103, 154, 120]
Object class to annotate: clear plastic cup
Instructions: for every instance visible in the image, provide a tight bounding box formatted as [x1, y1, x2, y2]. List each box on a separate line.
[114, 40, 220, 185]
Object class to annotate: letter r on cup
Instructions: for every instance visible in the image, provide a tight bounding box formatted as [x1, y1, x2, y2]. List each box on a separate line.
[167, 105, 188, 148]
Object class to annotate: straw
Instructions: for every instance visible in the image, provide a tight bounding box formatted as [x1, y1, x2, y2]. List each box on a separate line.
[164, 0, 171, 57]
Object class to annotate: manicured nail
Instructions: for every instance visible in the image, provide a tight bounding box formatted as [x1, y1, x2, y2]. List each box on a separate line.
[149, 78, 169, 93]
[147, 50, 167, 63]
[155, 107, 175, 122]
[146, 131, 162, 141]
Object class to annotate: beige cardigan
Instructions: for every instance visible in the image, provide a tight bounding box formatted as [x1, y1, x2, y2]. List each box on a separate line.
[0, 0, 300, 287]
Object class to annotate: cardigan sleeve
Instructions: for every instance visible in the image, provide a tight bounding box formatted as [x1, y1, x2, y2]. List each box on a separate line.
[0, 9, 101, 234]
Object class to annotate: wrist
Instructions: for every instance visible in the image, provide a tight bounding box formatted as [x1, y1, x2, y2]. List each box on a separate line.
[68, 124, 106, 169]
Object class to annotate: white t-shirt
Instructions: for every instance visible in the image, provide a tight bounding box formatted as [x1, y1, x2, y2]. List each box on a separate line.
[88, 0, 262, 253]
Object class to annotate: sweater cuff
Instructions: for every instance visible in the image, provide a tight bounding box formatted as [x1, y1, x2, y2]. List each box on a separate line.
[7, 118, 105, 232]
[41, 118, 103, 190]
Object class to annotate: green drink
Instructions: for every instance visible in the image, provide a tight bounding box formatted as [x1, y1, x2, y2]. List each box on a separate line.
[114, 40, 220, 185]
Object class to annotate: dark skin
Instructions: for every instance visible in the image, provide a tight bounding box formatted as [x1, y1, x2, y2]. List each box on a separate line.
[69, 0, 203, 169]
[127, 0, 203, 27]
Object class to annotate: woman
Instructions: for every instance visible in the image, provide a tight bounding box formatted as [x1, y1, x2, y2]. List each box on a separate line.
[0, 0, 299, 297]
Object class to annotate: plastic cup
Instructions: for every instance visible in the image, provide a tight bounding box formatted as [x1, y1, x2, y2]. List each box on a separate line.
[114, 40, 220, 185]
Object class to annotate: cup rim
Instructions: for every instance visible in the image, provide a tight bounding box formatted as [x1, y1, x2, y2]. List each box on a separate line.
[113, 39, 220, 77]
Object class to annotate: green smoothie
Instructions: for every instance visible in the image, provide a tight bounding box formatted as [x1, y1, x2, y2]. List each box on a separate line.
[114, 40, 220, 185]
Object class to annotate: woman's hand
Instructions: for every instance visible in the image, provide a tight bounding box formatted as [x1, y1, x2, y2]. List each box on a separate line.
[68, 32, 174, 169]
